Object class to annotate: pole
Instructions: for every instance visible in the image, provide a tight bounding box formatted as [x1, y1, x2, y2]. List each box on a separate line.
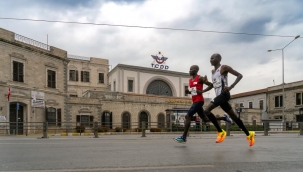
[282, 49, 285, 123]
[34, 107, 36, 134]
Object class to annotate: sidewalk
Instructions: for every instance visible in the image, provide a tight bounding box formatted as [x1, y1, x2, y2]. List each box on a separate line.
[1, 130, 302, 138]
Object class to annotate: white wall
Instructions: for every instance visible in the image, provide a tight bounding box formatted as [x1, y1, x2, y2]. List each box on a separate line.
[231, 93, 266, 110]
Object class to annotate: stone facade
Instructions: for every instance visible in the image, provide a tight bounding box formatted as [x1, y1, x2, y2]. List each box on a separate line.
[0, 27, 68, 134]
[267, 81, 303, 122]
[67, 55, 109, 97]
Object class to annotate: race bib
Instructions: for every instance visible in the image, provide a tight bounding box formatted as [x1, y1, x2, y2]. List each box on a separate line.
[191, 87, 197, 96]
[213, 76, 222, 88]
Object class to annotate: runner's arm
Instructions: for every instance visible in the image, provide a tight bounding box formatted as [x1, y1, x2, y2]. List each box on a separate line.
[222, 65, 243, 92]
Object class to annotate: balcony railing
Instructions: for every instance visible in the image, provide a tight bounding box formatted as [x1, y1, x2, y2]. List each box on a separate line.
[67, 54, 90, 61]
[14, 34, 50, 51]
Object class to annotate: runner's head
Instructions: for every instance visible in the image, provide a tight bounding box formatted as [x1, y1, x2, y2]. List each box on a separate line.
[189, 65, 199, 76]
[210, 53, 221, 66]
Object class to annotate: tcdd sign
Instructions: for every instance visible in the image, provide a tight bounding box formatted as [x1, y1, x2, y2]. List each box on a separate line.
[151, 52, 169, 70]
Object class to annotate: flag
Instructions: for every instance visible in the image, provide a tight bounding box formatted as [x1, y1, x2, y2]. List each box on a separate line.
[7, 87, 10, 101]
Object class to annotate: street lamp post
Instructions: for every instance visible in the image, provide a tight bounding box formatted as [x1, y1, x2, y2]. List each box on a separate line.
[268, 35, 300, 124]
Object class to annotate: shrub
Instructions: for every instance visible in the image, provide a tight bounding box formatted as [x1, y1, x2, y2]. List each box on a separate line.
[115, 127, 126, 132]
[150, 128, 162, 132]
[76, 126, 85, 133]
[98, 126, 110, 132]
[134, 128, 142, 132]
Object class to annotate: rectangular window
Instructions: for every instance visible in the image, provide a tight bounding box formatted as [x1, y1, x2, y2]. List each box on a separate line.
[249, 102, 253, 109]
[70, 94, 78, 97]
[296, 93, 302, 105]
[184, 86, 189, 96]
[47, 70, 56, 88]
[81, 71, 90, 82]
[69, 70, 78, 81]
[99, 73, 104, 84]
[128, 80, 133, 92]
[47, 108, 56, 126]
[76, 115, 94, 127]
[239, 103, 244, 108]
[12, 61, 24, 82]
[259, 100, 264, 110]
[275, 95, 283, 107]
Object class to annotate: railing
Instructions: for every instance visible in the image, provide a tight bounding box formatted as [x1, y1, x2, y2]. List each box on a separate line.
[67, 54, 90, 61]
[14, 34, 50, 51]
[0, 121, 303, 137]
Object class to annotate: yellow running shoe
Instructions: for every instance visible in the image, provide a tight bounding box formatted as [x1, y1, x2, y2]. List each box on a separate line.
[216, 129, 226, 143]
[246, 131, 255, 147]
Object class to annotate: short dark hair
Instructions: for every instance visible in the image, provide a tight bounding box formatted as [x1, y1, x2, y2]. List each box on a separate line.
[212, 53, 221, 60]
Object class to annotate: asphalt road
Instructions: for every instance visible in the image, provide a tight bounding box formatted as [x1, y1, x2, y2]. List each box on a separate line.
[0, 133, 303, 172]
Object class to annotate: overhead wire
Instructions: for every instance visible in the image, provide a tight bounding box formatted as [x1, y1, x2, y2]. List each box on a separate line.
[0, 17, 301, 38]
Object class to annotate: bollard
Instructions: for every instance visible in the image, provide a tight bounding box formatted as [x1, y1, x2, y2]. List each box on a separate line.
[141, 121, 146, 137]
[42, 122, 48, 138]
[94, 122, 99, 138]
[300, 122, 303, 136]
[264, 122, 269, 136]
[226, 122, 231, 136]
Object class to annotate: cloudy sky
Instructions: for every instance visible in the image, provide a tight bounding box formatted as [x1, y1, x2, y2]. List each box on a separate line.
[0, 0, 302, 98]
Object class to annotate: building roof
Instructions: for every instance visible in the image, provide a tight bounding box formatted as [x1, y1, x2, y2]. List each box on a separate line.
[109, 64, 190, 77]
[231, 88, 268, 99]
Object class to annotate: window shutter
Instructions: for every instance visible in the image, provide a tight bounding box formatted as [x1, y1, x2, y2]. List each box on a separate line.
[90, 116, 94, 122]
[81, 71, 83, 82]
[76, 115, 80, 123]
[76, 70, 79, 81]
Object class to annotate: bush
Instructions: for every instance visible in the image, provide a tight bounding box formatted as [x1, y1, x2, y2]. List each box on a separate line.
[150, 128, 162, 132]
[76, 126, 85, 133]
[115, 127, 125, 132]
[98, 126, 110, 132]
[134, 128, 142, 132]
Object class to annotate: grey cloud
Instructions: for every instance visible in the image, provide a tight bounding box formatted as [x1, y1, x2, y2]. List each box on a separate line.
[223, 17, 272, 43]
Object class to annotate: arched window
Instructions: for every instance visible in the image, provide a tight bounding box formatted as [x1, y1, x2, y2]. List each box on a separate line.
[122, 112, 131, 129]
[102, 111, 112, 129]
[146, 80, 172, 96]
[157, 113, 165, 129]
[139, 111, 149, 129]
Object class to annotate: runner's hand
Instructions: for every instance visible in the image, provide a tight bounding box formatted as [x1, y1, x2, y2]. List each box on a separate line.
[223, 86, 232, 92]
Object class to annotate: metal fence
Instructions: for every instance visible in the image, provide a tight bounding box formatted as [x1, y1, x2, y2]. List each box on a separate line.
[1, 121, 303, 137]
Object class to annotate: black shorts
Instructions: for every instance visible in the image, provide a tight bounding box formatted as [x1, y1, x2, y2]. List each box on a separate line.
[211, 92, 232, 112]
[188, 101, 206, 119]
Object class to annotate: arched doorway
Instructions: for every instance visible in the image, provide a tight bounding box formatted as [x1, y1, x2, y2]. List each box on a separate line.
[9, 102, 25, 135]
[122, 112, 131, 129]
[146, 80, 173, 96]
[157, 113, 165, 129]
[102, 111, 112, 129]
[139, 111, 149, 129]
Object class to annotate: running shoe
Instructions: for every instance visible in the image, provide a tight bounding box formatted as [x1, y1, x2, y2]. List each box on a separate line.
[223, 114, 232, 124]
[216, 129, 226, 143]
[173, 136, 187, 144]
[246, 131, 255, 147]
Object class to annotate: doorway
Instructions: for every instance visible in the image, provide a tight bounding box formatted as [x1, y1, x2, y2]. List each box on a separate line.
[9, 103, 24, 135]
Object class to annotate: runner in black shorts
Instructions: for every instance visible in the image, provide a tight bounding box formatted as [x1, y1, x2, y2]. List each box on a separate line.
[203, 53, 255, 146]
